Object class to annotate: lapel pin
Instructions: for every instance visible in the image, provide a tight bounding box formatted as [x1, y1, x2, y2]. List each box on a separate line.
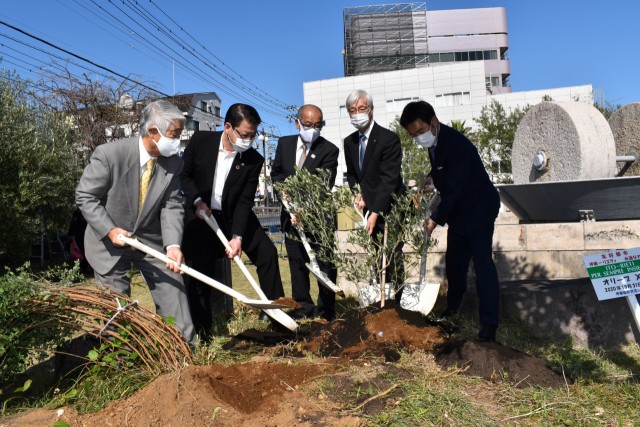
[235, 165, 241, 170]
[310, 154, 316, 159]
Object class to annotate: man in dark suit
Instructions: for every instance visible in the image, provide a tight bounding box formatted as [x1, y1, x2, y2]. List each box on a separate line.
[271, 105, 339, 321]
[400, 100, 501, 342]
[76, 100, 195, 346]
[180, 103, 284, 339]
[343, 89, 405, 293]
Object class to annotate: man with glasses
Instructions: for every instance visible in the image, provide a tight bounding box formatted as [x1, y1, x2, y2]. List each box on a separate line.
[180, 103, 285, 340]
[343, 89, 405, 298]
[271, 104, 339, 321]
[76, 100, 195, 346]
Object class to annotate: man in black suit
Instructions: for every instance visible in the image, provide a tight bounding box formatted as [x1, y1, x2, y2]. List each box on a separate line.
[180, 103, 284, 339]
[271, 105, 339, 321]
[343, 89, 405, 293]
[400, 100, 501, 342]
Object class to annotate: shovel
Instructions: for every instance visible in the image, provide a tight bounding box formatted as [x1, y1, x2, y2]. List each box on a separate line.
[118, 235, 297, 323]
[399, 190, 441, 316]
[280, 198, 344, 296]
[199, 211, 298, 331]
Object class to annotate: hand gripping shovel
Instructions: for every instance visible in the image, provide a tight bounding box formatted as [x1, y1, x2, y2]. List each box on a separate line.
[199, 211, 298, 331]
[280, 198, 344, 296]
[118, 235, 295, 321]
[399, 190, 441, 316]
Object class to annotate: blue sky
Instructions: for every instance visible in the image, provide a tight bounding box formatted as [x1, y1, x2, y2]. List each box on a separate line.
[0, 0, 637, 136]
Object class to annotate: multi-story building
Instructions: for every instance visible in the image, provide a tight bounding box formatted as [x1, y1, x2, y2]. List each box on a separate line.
[305, 4, 594, 186]
[343, 3, 511, 94]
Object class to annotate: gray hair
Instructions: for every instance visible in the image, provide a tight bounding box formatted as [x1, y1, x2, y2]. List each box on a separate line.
[345, 89, 373, 110]
[139, 100, 186, 136]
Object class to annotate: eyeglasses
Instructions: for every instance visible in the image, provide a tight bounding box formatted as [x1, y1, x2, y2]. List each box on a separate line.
[299, 120, 325, 130]
[348, 106, 370, 115]
[233, 128, 257, 140]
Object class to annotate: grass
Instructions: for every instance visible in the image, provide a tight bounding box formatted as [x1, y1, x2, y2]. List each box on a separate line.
[5, 255, 640, 425]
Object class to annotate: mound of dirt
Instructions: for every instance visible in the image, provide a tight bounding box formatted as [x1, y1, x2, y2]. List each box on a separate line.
[434, 340, 571, 388]
[298, 303, 446, 358]
[5, 362, 360, 427]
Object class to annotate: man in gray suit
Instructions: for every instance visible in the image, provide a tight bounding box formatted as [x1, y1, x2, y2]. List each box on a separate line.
[76, 100, 195, 345]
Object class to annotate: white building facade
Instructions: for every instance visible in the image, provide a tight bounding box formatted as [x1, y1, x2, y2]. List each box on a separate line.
[304, 61, 593, 186]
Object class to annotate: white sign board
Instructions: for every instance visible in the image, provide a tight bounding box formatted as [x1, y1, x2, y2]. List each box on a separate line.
[583, 248, 640, 301]
[583, 248, 640, 333]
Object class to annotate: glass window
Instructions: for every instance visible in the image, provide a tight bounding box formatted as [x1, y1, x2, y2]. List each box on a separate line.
[460, 52, 468, 61]
[469, 51, 476, 61]
[454, 52, 462, 62]
[339, 105, 348, 118]
[440, 52, 454, 62]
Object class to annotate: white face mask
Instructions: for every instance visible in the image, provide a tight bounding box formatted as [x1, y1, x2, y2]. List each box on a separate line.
[414, 129, 437, 149]
[152, 127, 181, 157]
[298, 121, 320, 144]
[350, 113, 370, 130]
[228, 130, 253, 153]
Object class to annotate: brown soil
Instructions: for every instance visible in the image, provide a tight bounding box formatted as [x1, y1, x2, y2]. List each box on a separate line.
[272, 296, 302, 309]
[4, 304, 572, 425]
[434, 340, 572, 388]
[297, 303, 446, 358]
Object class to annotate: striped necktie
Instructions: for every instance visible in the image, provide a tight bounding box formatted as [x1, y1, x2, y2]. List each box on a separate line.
[139, 158, 156, 213]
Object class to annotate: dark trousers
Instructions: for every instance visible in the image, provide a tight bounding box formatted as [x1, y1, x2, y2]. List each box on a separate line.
[184, 211, 284, 339]
[285, 236, 336, 320]
[445, 223, 499, 328]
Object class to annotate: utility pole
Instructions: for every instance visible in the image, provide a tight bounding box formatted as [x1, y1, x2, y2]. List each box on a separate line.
[258, 128, 270, 207]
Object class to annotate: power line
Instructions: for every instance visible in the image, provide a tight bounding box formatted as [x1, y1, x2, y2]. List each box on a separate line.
[147, 0, 292, 109]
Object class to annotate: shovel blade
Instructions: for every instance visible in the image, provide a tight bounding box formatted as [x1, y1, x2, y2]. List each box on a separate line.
[242, 299, 290, 310]
[400, 282, 440, 316]
[305, 263, 343, 296]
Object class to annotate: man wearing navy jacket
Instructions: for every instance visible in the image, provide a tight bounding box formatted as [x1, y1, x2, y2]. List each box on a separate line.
[400, 100, 501, 342]
[271, 105, 339, 320]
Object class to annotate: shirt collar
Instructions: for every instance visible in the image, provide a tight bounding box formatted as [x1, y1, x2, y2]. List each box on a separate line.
[360, 120, 375, 140]
[138, 136, 155, 168]
[297, 135, 312, 150]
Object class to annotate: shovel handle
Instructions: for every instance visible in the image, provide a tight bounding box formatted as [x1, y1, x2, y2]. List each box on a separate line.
[119, 234, 254, 303]
[199, 211, 266, 299]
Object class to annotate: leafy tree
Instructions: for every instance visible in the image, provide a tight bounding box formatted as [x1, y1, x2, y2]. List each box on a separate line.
[470, 99, 529, 183]
[449, 119, 472, 137]
[0, 70, 82, 267]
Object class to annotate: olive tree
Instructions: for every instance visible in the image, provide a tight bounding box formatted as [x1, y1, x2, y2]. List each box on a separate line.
[0, 70, 81, 267]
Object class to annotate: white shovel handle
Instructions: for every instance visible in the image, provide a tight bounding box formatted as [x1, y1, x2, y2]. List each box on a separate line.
[117, 234, 289, 312]
[199, 212, 299, 331]
[280, 198, 320, 269]
[280, 198, 343, 295]
[200, 211, 264, 298]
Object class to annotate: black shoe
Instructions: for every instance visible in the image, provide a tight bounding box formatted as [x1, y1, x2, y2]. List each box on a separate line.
[258, 312, 269, 322]
[435, 307, 457, 322]
[477, 325, 497, 342]
[288, 309, 308, 320]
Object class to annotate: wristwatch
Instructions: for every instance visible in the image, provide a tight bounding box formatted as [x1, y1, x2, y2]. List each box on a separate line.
[232, 235, 242, 241]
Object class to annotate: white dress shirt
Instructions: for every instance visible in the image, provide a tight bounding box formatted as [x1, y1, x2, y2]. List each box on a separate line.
[210, 138, 238, 210]
[138, 136, 156, 176]
[296, 136, 312, 168]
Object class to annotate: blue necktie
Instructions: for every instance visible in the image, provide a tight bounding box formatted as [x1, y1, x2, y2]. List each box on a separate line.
[359, 134, 366, 170]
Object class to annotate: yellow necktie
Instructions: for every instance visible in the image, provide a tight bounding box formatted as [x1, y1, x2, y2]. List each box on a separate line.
[139, 158, 156, 213]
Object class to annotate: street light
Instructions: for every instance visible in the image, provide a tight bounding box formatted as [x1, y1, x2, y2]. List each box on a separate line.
[257, 128, 269, 207]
